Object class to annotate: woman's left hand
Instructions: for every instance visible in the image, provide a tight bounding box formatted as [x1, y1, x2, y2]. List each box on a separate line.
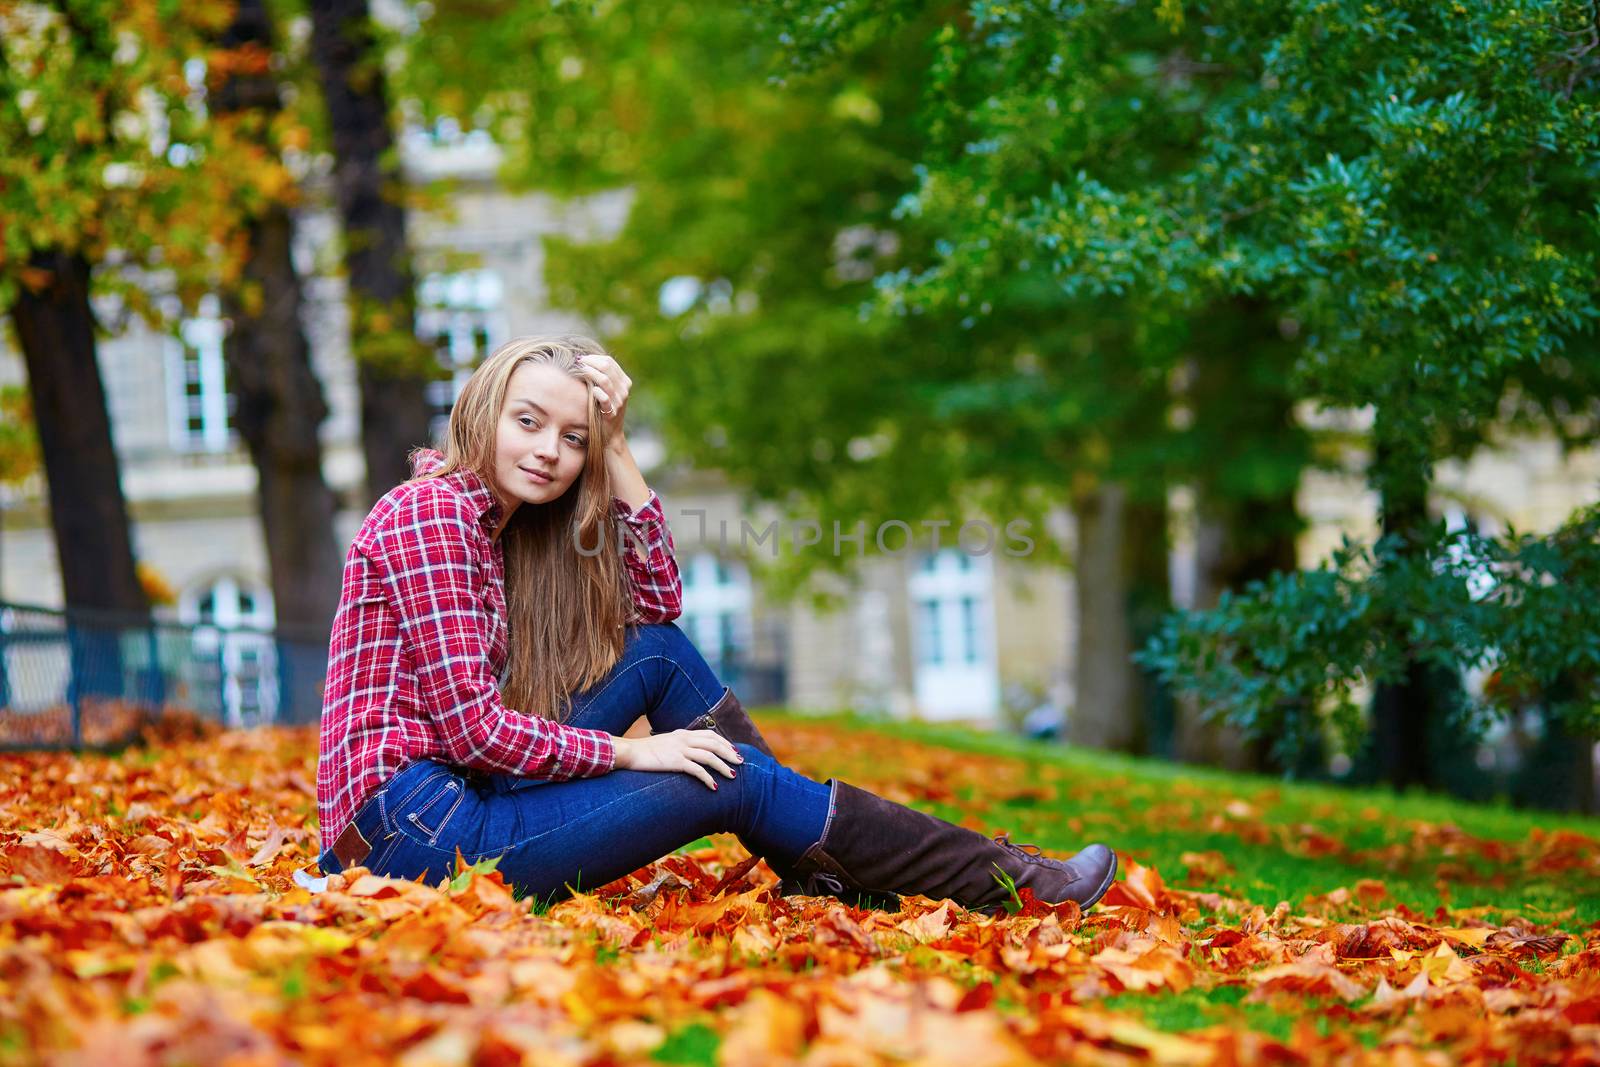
[574, 353, 632, 443]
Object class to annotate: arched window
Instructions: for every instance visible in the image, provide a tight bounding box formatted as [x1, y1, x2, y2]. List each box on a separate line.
[179, 575, 278, 727]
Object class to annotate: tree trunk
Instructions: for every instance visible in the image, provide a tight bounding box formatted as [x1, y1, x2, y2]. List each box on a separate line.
[1069, 481, 1165, 753]
[1175, 299, 1306, 771]
[1370, 401, 1438, 790]
[11, 249, 148, 701]
[216, 0, 345, 724]
[1177, 496, 1295, 770]
[308, 0, 433, 503]
[1127, 494, 1172, 757]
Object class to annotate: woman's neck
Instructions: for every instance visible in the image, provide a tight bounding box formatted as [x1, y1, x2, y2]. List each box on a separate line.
[489, 488, 519, 541]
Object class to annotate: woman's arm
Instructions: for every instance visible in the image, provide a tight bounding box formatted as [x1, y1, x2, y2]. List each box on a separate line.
[612, 490, 684, 623]
[371, 482, 617, 779]
[606, 434, 683, 623]
[605, 434, 652, 513]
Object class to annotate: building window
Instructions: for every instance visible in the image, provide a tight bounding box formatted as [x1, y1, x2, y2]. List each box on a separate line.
[680, 551, 751, 675]
[179, 574, 278, 727]
[960, 595, 981, 663]
[908, 548, 999, 718]
[166, 295, 236, 453]
[418, 269, 505, 442]
[916, 599, 943, 666]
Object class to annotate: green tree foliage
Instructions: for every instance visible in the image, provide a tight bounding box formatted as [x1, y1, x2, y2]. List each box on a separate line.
[403, 1, 1031, 594]
[771, 0, 1600, 785]
[1140, 507, 1600, 780]
[771, 0, 1599, 514]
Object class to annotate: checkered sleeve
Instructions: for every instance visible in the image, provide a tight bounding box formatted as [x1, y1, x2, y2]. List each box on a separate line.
[374, 483, 616, 779]
[613, 490, 683, 624]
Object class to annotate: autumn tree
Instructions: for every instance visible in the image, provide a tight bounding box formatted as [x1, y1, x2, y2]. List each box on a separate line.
[0, 0, 255, 697]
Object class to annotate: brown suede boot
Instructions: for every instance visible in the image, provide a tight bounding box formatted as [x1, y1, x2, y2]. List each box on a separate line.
[786, 779, 1117, 915]
[688, 686, 775, 758]
[689, 689, 902, 909]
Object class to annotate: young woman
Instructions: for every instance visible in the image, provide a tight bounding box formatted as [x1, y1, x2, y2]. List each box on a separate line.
[315, 335, 1118, 914]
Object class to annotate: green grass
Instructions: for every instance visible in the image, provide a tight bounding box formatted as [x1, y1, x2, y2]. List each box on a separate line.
[757, 710, 1600, 927]
[650, 1022, 720, 1066]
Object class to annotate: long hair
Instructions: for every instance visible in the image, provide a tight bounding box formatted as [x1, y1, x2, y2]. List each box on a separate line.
[409, 335, 633, 723]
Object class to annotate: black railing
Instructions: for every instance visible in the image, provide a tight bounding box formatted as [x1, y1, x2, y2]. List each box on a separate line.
[0, 601, 789, 750]
[0, 601, 328, 749]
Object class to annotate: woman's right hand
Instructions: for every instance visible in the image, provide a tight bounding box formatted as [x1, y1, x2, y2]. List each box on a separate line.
[612, 729, 744, 790]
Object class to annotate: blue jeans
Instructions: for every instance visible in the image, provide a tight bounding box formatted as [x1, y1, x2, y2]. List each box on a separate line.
[318, 623, 834, 903]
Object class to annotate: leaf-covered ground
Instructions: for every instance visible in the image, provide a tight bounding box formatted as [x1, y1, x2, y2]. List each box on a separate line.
[2, 713, 1598, 1066]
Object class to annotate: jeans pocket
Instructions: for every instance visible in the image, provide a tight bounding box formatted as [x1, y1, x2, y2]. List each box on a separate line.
[371, 830, 451, 887]
[402, 778, 465, 846]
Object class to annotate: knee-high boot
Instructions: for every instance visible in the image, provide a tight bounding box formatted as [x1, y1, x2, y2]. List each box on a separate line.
[691, 690, 1117, 914]
[690, 688, 902, 908]
[787, 779, 1117, 916]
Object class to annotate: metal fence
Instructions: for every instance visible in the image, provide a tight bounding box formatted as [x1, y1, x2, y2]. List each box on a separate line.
[0, 601, 787, 750]
[0, 601, 328, 750]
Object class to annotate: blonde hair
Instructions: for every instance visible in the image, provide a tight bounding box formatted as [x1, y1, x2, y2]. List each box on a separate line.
[410, 335, 633, 723]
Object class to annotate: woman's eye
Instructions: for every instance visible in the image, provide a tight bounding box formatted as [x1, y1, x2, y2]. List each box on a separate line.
[519, 416, 537, 429]
[565, 434, 587, 447]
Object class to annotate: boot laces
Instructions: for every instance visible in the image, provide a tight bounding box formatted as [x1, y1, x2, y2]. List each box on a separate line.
[811, 872, 845, 895]
[992, 832, 1045, 859]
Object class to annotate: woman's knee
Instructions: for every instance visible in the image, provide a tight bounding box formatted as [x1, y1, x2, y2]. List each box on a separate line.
[730, 742, 773, 769]
[631, 621, 694, 659]
[719, 746, 831, 858]
[720, 744, 797, 809]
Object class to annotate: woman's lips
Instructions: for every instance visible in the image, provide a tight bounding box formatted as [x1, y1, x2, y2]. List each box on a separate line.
[522, 467, 553, 483]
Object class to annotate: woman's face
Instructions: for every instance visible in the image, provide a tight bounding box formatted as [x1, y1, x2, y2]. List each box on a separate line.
[491, 360, 593, 515]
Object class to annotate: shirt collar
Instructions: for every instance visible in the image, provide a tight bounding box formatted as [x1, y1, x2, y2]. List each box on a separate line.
[449, 467, 505, 533]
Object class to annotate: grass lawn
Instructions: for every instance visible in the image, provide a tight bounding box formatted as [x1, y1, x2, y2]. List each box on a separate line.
[758, 709, 1600, 925]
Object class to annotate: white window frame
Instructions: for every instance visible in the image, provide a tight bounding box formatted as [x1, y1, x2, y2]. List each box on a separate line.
[908, 548, 1000, 719]
[179, 575, 278, 728]
[165, 297, 235, 453]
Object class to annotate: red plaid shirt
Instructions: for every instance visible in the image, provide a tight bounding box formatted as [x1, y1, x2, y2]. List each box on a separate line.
[316, 448, 684, 848]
